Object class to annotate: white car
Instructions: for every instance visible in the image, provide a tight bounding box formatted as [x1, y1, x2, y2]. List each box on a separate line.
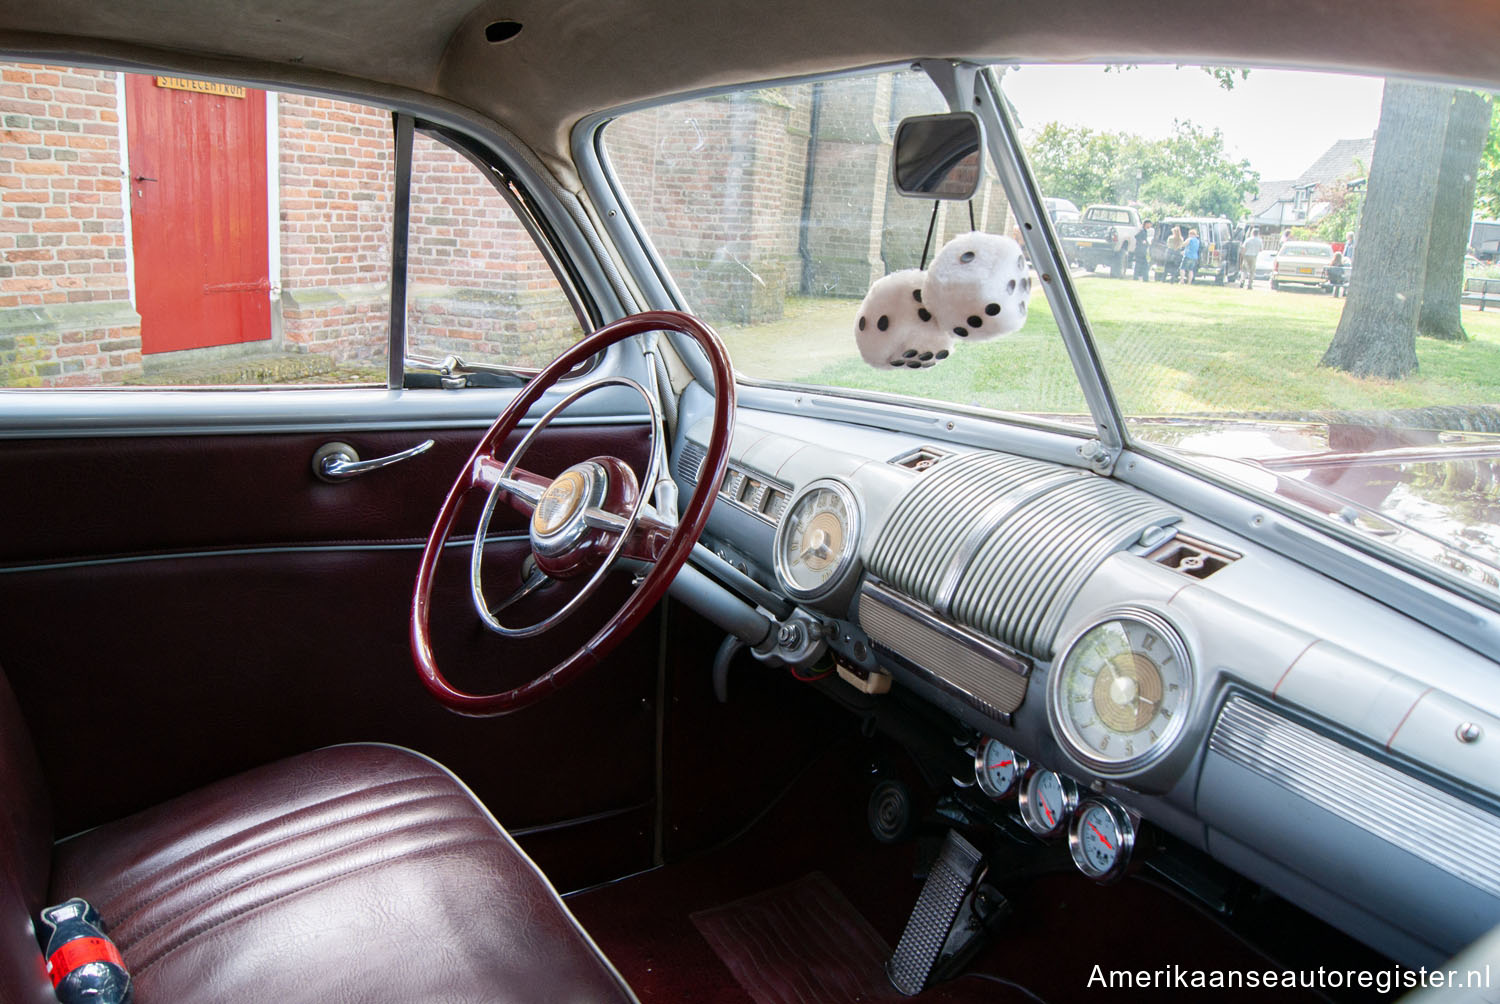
[1271, 240, 1337, 290]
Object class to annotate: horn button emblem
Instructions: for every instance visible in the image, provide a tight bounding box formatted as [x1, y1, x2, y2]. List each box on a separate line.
[531, 461, 608, 558]
[534, 471, 586, 535]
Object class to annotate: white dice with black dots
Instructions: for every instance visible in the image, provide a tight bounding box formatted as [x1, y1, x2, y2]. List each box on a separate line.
[921, 232, 1032, 343]
[854, 268, 955, 370]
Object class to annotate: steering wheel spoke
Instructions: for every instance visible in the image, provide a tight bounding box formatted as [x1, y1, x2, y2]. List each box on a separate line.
[473, 455, 549, 514]
[620, 510, 676, 563]
[489, 561, 554, 617]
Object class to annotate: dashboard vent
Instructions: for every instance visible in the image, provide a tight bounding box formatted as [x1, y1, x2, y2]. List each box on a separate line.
[890, 446, 950, 472]
[678, 440, 707, 483]
[868, 450, 1178, 660]
[1148, 534, 1239, 579]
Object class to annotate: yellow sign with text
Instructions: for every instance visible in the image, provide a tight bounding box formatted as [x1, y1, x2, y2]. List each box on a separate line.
[154, 76, 246, 99]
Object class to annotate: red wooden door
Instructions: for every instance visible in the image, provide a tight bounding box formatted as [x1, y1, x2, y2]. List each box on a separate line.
[125, 75, 271, 354]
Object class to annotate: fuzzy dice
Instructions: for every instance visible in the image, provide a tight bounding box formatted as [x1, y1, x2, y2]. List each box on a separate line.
[922, 232, 1032, 343]
[854, 268, 955, 369]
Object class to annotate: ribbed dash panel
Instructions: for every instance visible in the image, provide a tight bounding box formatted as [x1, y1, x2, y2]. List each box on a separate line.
[867, 451, 1179, 660]
[867, 451, 1067, 607]
[950, 478, 1177, 657]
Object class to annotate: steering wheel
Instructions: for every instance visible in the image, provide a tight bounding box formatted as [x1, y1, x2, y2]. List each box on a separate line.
[411, 311, 734, 716]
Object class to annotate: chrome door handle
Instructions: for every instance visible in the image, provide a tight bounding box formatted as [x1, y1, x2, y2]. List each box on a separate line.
[312, 439, 434, 482]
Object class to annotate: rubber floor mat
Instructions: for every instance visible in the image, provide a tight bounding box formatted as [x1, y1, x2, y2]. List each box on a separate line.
[690, 871, 902, 1004]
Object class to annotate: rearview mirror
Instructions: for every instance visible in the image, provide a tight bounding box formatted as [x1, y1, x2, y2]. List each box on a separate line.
[892, 113, 983, 200]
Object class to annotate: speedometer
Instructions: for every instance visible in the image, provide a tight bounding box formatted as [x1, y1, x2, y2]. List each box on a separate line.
[773, 479, 859, 600]
[1047, 608, 1193, 774]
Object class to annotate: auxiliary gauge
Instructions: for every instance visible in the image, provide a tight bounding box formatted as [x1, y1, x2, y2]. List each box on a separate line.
[1068, 799, 1137, 883]
[973, 737, 1028, 800]
[1017, 768, 1077, 839]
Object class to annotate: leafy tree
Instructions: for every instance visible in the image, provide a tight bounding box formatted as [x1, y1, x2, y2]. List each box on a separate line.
[1419, 90, 1492, 342]
[1321, 82, 1450, 378]
[1026, 123, 1119, 207]
[1476, 99, 1500, 220]
[1312, 176, 1364, 244]
[1025, 120, 1258, 218]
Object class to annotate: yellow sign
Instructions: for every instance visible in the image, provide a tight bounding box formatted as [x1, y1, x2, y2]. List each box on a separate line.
[154, 76, 246, 99]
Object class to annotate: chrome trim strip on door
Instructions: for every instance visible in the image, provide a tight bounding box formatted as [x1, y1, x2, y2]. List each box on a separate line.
[1210, 695, 1500, 900]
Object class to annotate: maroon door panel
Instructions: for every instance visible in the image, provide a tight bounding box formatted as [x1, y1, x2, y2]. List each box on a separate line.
[0, 421, 657, 892]
[0, 425, 649, 565]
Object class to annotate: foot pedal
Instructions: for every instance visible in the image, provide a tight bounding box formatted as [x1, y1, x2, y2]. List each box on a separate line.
[886, 829, 999, 995]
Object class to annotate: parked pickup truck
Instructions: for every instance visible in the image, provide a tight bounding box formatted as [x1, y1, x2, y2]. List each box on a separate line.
[1058, 204, 1139, 277]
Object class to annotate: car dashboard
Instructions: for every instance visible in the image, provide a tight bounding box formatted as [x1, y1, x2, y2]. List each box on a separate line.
[670, 383, 1500, 971]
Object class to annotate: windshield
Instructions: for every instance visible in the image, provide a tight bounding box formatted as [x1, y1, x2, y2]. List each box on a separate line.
[604, 68, 1089, 425]
[604, 63, 1500, 597]
[1000, 63, 1500, 594]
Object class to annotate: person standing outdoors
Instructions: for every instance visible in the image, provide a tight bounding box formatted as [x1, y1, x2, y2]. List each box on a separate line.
[1240, 228, 1263, 289]
[1328, 252, 1348, 297]
[1134, 219, 1153, 281]
[1182, 228, 1202, 284]
[1166, 225, 1184, 283]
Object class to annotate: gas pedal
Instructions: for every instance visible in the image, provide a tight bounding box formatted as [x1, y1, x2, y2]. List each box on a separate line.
[886, 829, 1006, 995]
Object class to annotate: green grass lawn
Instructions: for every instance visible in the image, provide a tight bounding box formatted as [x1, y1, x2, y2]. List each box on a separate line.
[718, 276, 1500, 420]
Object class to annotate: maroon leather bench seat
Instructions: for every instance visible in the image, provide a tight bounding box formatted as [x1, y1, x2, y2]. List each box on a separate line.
[1, 674, 636, 1003]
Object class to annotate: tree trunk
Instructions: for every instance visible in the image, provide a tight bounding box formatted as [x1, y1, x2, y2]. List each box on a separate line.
[1321, 82, 1449, 379]
[1418, 90, 1493, 341]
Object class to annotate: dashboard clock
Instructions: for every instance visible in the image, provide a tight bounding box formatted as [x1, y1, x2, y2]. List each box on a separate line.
[1047, 608, 1193, 775]
[773, 479, 860, 600]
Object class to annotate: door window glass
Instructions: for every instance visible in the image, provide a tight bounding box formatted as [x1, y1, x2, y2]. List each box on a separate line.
[0, 63, 395, 387]
[0, 63, 582, 388]
[404, 132, 583, 372]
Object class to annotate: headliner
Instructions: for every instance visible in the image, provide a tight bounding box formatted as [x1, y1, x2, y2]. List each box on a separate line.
[1, 0, 1496, 183]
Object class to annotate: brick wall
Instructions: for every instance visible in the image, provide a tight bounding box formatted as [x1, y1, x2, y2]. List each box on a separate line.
[610, 69, 1009, 320]
[0, 64, 140, 386]
[608, 90, 807, 325]
[275, 93, 393, 361]
[405, 133, 579, 367]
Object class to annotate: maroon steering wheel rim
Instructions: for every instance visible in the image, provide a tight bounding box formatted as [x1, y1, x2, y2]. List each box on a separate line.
[410, 310, 735, 717]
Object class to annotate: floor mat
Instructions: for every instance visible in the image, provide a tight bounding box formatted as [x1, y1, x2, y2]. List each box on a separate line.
[690, 872, 899, 1004]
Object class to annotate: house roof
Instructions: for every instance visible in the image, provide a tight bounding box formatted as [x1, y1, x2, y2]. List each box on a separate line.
[1248, 179, 1297, 224]
[1298, 137, 1376, 190]
[1246, 136, 1374, 228]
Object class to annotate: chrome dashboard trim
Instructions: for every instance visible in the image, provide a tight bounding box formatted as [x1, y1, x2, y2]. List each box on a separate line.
[858, 578, 1030, 719]
[1210, 695, 1500, 900]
